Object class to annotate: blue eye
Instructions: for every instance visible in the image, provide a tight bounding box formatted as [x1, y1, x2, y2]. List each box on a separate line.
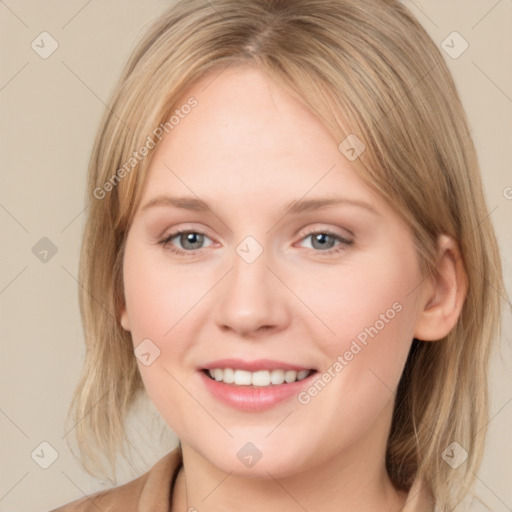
[158, 230, 213, 256]
[158, 229, 353, 257]
[298, 231, 353, 255]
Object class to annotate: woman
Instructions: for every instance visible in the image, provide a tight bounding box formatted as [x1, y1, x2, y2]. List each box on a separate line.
[51, 0, 506, 510]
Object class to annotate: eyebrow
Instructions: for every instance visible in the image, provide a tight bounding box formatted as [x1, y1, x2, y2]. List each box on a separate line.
[140, 194, 380, 216]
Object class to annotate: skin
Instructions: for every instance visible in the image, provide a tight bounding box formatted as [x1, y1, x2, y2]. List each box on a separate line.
[119, 65, 467, 511]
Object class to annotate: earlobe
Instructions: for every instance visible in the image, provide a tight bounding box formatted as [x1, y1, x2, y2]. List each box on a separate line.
[119, 306, 131, 332]
[413, 234, 468, 342]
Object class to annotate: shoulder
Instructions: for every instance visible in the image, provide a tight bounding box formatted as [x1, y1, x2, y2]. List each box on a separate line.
[48, 474, 147, 512]
[48, 448, 182, 512]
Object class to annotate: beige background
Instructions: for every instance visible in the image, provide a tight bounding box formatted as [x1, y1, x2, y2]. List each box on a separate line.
[0, 1, 511, 511]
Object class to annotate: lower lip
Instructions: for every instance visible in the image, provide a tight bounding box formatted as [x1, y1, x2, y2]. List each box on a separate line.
[199, 371, 316, 412]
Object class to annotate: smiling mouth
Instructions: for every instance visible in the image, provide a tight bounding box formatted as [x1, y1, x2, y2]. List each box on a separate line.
[202, 368, 317, 387]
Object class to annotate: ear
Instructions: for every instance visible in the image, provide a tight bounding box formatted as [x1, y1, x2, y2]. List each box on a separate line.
[413, 234, 468, 342]
[119, 305, 131, 332]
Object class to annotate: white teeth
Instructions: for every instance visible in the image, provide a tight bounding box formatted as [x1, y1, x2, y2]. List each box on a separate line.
[205, 368, 313, 386]
[270, 369, 285, 385]
[297, 370, 310, 381]
[252, 370, 271, 387]
[223, 367, 235, 384]
[284, 370, 297, 383]
[233, 369, 252, 385]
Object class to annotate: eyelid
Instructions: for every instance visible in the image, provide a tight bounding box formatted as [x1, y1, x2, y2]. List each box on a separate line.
[158, 221, 213, 236]
[295, 223, 354, 243]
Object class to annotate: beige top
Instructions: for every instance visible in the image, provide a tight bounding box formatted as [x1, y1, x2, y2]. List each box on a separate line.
[49, 448, 437, 511]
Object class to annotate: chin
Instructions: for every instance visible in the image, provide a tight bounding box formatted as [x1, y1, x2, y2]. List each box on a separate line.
[200, 438, 314, 479]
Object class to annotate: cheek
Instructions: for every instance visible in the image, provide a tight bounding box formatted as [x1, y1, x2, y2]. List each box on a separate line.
[122, 240, 203, 426]
[122, 239, 215, 393]
[289, 259, 419, 452]
[123, 241, 195, 339]
[298, 247, 421, 383]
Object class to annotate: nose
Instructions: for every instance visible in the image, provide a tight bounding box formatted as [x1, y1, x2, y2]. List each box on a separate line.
[213, 246, 290, 338]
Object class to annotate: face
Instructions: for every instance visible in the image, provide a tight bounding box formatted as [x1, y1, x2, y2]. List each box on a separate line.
[120, 65, 428, 478]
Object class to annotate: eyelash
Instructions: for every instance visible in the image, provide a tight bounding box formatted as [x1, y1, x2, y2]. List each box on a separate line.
[157, 229, 354, 257]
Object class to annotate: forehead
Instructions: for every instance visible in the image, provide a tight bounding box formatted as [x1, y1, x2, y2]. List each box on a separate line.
[139, 65, 384, 214]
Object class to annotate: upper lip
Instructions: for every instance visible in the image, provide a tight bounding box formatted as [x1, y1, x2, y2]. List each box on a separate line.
[200, 358, 315, 372]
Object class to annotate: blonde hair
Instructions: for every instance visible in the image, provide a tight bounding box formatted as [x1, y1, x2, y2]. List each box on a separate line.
[68, 0, 507, 509]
